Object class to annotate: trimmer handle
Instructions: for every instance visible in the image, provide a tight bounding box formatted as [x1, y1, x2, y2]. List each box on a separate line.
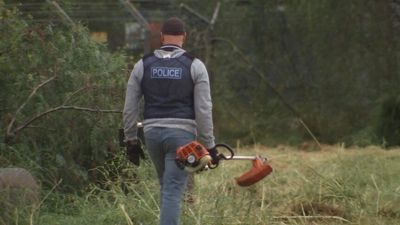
[215, 143, 235, 159]
[208, 143, 235, 169]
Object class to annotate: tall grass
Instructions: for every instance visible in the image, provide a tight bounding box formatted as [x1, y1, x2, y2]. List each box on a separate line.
[9, 145, 399, 225]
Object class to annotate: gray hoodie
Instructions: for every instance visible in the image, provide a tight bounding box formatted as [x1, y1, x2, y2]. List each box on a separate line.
[123, 45, 215, 148]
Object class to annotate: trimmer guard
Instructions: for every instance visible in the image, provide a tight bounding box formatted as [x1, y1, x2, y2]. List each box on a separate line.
[234, 157, 273, 186]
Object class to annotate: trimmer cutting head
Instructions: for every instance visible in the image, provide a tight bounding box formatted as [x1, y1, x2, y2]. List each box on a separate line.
[234, 156, 273, 186]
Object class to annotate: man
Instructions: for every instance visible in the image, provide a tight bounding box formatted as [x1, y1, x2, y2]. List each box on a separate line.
[123, 17, 215, 225]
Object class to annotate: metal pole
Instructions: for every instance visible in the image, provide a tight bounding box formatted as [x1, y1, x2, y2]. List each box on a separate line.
[119, 0, 151, 53]
[231, 156, 258, 160]
[46, 0, 75, 26]
[179, 3, 211, 25]
[119, 0, 150, 30]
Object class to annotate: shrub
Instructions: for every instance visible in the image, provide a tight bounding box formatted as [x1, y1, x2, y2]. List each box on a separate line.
[0, 3, 129, 190]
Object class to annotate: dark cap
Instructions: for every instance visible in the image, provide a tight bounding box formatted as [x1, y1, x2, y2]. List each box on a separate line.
[161, 17, 185, 35]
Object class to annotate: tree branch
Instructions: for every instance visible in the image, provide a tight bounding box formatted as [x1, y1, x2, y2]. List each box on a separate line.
[6, 75, 56, 137]
[13, 105, 122, 135]
[62, 86, 87, 105]
[4, 74, 122, 144]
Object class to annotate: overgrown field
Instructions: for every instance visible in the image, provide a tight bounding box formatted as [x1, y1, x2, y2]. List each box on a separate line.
[24, 146, 400, 225]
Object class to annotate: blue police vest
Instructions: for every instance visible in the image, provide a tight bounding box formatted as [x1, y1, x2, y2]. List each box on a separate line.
[141, 53, 195, 119]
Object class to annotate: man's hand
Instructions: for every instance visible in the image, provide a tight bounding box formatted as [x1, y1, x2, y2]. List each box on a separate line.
[126, 139, 145, 166]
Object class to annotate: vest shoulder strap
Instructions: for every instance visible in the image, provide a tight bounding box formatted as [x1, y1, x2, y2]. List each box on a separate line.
[142, 52, 154, 60]
[176, 52, 195, 70]
[183, 52, 195, 61]
[142, 53, 158, 68]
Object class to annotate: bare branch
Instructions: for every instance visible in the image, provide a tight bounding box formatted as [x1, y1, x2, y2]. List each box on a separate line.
[6, 75, 56, 137]
[4, 73, 121, 144]
[13, 105, 122, 135]
[62, 87, 87, 105]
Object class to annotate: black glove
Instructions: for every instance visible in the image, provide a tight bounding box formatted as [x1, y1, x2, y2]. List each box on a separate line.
[126, 139, 145, 166]
[207, 146, 220, 165]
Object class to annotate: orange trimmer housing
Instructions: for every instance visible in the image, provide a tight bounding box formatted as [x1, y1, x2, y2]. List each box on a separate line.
[176, 141, 209, 163]
[176, 141, 212, 172]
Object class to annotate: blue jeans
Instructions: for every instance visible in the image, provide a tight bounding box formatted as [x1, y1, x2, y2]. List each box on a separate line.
[144, 127, 195, 225]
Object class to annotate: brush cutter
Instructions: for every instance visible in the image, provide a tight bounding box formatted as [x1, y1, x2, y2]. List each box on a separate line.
[175, 141, 273, 186]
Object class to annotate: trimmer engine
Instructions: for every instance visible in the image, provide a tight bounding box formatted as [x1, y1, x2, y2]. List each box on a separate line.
[175, 141, 212, 173]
